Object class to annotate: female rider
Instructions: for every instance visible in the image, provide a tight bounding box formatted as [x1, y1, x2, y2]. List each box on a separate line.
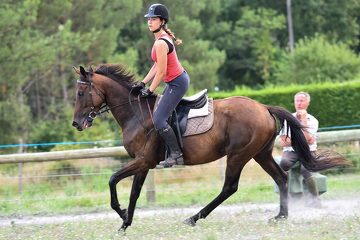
[132, 3, 190, 168]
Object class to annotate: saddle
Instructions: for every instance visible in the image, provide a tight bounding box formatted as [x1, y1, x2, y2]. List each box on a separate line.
[172, 90, 215, 150]
[178, 89, 208, 108]
[171, 89, 209, 135]
[154, 89, 214, 153]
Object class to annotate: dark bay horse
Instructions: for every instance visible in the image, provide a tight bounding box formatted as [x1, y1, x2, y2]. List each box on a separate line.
[72, 64, 349, 231]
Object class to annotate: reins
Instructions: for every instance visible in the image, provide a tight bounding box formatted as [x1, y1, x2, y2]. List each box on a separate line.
[128, 88, 155, 133]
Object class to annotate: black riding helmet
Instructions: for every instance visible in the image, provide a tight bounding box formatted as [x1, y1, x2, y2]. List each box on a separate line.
[144, 3, 169, 23]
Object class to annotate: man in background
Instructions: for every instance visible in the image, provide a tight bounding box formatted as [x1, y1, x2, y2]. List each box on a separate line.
[279, 91, 321, 208]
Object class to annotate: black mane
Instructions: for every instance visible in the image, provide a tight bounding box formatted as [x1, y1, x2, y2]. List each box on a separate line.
[95, 64, 137, 89]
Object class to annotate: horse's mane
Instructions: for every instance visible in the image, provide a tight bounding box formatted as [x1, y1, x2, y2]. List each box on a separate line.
[94, 64, 137, 90]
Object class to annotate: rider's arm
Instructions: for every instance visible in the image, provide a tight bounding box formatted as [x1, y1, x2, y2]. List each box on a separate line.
[142, 63, 157, 84]
[149, 40, 168, 92]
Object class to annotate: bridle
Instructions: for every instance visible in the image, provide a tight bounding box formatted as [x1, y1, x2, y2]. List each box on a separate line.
[76, 73, 156, 154]
[77, 79, 108, 121]
[76, 78, 154, 132]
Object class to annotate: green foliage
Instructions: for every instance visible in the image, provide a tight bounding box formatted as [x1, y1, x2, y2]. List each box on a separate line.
[107, 47, 139, 74]
[0, 98, 31, 145]
[210, 80, 360, 127]
[1, 0, 360, 147]
[181, 40, 225, 91]
[234, 8, 285, 82]
[273, 35, 360, 85]
[216, 7, 285, 88]
[291, 0, 360, 47]
[26, 104, 73, 151]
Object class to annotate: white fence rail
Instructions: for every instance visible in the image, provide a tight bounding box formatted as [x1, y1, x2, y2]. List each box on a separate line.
[0, 146, 128, 164]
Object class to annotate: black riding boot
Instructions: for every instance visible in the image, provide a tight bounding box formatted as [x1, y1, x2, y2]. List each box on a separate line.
[158, 125, 184, 168]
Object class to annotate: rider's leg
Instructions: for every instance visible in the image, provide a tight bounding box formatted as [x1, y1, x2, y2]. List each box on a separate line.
[153, 71, 189, 167]
[158, 124, 184, 167]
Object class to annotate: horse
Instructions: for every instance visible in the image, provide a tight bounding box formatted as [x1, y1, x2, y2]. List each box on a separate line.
[72, 64, 349, 231]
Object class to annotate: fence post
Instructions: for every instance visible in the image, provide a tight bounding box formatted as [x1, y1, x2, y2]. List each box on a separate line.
[18, 137, 24, 195]
[18, 162, 23, 195]
[146, 169, 156, 204]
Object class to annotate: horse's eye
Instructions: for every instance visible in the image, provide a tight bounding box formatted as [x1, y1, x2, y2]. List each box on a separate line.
[78, 91, 84, 97]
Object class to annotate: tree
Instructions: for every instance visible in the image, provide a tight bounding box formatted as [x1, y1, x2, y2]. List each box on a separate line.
[0, 0, 142, 148]
[272, 35, 360, 85]
[215, 7, 285, 88]
[0, 1, 55, 146]
[290, 0, 360, 47]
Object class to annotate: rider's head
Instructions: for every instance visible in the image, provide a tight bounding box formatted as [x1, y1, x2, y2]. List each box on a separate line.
[144, 4, 169, 33]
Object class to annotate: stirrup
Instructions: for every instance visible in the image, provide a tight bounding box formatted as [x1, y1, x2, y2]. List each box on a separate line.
[158, 154, 184, 168]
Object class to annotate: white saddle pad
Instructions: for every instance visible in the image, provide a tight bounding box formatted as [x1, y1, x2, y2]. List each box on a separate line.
[188, 98, 209, 119]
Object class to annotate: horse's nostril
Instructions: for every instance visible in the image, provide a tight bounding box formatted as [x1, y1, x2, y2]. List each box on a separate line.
[72, 121, 78, 127]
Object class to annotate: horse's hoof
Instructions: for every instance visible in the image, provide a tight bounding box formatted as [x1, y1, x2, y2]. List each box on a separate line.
[120, 209, 128, 221]
[268, 215, 287, 224]
[183, 217, 196, 227]
[118, 223, 129, 233]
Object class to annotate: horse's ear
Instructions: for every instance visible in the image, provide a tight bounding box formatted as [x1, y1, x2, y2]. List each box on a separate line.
[73, 66, 80, 75]
[79, 66, 87, 77]
[89, 65, 94, 74]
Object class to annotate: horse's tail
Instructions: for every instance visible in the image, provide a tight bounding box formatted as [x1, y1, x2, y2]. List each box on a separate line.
[267, 106, 351, 171]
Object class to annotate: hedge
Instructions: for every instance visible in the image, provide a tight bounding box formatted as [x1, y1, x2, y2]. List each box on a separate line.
[209, 80, 360, 128]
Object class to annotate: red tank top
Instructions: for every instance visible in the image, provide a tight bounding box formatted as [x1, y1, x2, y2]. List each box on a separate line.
[151, 34, 184, 82]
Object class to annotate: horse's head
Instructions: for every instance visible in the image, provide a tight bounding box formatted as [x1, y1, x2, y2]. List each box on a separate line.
[72, 66, 105, 131]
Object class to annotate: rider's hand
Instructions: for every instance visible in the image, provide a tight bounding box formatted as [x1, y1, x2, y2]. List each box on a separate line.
[131, 82, 145, 93]
[140, 88, 154, 97]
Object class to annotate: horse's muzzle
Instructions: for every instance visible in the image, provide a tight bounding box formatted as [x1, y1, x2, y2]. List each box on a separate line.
[72, 121, 83, 131]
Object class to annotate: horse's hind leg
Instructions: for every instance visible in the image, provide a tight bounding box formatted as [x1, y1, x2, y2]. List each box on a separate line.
[184, 154, 248, 226]
[254, 150, 288, 220]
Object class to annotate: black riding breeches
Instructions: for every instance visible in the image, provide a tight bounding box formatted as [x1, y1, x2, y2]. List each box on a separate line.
[153, 71, 190, 130]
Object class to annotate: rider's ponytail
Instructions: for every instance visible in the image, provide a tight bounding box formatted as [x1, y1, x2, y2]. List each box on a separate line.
[164, 26, 182, 45]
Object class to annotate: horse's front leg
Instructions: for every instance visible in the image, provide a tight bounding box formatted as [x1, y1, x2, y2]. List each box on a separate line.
[119, 170, 149, 231]
[108, 160, 149, 231]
